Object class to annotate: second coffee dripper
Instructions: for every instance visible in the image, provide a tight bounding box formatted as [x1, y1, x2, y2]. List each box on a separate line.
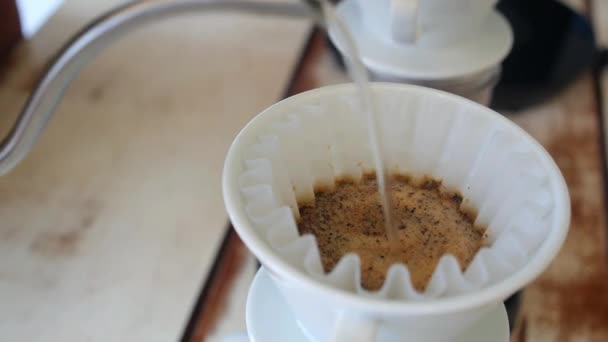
[329, 0, 513, 105]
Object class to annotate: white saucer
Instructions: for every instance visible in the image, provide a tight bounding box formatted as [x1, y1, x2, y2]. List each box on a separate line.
[246, 267, 510, 342]
[329, 0, 513, 80]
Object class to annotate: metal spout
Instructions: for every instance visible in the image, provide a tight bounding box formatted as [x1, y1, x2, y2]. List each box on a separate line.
[0, 0, 318, 175]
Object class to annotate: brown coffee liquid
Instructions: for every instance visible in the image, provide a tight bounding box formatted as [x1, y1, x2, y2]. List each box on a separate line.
[297, 175, 486, 291]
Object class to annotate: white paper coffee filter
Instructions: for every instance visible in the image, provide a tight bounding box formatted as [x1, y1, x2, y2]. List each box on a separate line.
[237, 85, 555, 300]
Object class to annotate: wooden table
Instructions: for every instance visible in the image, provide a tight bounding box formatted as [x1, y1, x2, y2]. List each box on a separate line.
[187, 4, 608, 341]
[0, 1, 309, 340]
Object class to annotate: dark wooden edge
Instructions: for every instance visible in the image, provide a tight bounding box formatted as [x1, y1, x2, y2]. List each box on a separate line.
[282, 27, 325, 97]
[179, 225, 235, 341]
[179, 26, 324, 342]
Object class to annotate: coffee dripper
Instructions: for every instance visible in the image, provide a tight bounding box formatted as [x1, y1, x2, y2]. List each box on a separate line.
[327, 0, 513, 105]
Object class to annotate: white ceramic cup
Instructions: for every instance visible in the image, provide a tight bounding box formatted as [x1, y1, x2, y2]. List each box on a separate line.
[223, 84, 570, 341]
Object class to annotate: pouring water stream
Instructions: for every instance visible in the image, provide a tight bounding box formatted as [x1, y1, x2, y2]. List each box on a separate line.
[319, 1, 398, 244]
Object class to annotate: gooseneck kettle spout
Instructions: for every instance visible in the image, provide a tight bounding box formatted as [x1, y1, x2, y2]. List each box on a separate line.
[0, 0, 321, 176]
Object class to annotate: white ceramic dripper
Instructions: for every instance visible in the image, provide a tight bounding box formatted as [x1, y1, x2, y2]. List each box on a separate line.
[223, 84, 570, 341]
[329, 0, 513, 105]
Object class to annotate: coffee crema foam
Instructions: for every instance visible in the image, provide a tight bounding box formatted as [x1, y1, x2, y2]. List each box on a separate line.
[297, 174, 487, 291]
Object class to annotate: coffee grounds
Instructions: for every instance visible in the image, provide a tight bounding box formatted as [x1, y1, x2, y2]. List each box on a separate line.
[297, 174, 486, 291]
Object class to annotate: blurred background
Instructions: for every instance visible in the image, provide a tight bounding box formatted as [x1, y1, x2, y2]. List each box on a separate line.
[0, 0, 606, 341]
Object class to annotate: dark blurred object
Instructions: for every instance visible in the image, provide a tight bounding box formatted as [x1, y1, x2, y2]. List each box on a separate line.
[0, 0, 63, 61]
[491, 0, 596, 110]
[0, 0, 22, 59]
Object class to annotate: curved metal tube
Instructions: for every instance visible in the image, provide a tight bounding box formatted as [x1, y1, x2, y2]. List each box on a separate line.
[0, 0, 318, 175]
